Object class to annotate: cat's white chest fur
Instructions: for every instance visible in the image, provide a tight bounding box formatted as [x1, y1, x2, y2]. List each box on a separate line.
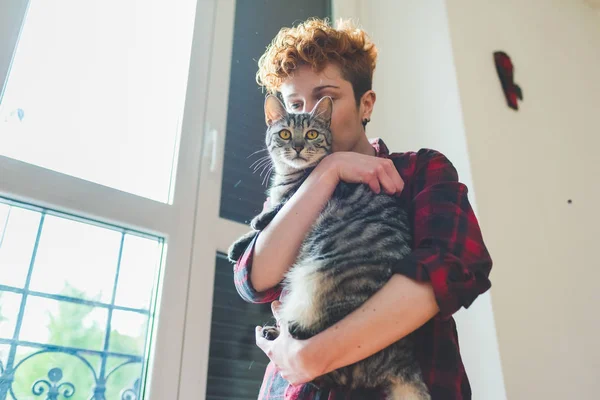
[267, 185, 287, 206]
[279, 260, 329, 330]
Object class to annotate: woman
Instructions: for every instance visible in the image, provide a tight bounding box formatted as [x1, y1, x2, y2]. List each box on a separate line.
[233, 18, 492, 400]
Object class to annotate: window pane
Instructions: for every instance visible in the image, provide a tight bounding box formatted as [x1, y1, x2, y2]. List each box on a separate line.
[115, 234, 162, 310]
[20, 296, 109, 351]
[0, 0, 197, 203]
[0, 204, 40, 288]
[0, 344, 9, 373]
[0, 198, 163, 400]
[109, 310, 148, 356]
[30, 215, 122, 303]
[0, 292, 22, 339]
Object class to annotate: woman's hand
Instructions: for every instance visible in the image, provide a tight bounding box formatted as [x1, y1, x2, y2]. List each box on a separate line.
[317, 152, 404, 195]
[255, 301, 323, 386]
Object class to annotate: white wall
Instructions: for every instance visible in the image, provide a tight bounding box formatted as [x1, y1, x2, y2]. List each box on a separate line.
[446, 1, 600, 399]
[333, 1, 507, 399]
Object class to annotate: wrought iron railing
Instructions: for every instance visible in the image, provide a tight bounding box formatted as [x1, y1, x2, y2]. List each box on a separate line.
[0, 342, 143, 400]
[0, 200, 158, 400]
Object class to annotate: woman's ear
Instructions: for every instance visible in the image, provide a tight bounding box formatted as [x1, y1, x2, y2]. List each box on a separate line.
[360, 90, 376, 121]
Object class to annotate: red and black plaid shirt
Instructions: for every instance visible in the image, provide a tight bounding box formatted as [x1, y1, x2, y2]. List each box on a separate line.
[234, 139, 493, 399]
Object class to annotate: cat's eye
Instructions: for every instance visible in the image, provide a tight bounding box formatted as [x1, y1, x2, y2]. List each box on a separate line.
[305, 130, 319, 140]
[278, 129, 292, 140]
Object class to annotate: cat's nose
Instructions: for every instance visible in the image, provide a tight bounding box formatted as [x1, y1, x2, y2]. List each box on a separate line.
[294, 146, 304, 154]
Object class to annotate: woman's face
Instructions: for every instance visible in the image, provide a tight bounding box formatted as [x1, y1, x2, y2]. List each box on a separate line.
[279, 63, 375, 153]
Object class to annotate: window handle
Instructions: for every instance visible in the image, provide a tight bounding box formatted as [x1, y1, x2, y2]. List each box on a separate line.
[207, 127, 218, 173]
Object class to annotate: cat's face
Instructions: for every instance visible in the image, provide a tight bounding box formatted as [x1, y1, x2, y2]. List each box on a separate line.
[264, 95, 333, 172]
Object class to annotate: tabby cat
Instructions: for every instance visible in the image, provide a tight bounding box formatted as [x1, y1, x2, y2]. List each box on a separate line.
[228, 95, 430, 400]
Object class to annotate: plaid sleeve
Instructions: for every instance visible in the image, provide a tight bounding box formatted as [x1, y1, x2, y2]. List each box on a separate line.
[392, 149, 493, 319]
[233, 231, 283, 304]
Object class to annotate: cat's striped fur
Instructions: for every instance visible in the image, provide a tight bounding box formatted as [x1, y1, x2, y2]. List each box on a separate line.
[228, 96, 430, 399]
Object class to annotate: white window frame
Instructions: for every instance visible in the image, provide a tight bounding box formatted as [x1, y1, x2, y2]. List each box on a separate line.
[0, 0, 249, 398]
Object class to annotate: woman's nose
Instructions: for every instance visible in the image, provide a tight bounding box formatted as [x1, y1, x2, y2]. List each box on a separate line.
[303, 102, 315, 113]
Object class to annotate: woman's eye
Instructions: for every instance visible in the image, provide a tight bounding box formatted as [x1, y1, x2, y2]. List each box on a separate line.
[305, 130, 319, 140]
[289, 103, 302, 110]
[278, 129, 291, 140]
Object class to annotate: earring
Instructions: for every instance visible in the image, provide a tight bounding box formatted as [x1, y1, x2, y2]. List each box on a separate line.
[362, 118, 371, 128]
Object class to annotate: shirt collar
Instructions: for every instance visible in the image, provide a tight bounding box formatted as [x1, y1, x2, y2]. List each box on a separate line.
[369, 138, 390, 157]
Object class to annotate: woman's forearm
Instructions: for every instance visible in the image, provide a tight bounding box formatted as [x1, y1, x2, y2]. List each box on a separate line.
[251, 163, 338, 292]
[306, 274, 440, 375]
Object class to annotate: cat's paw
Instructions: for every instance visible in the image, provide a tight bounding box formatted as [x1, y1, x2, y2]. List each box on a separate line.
[288, 321, 313, 340]
[251, 207, 279, 230]
[262, 325, 280, 341]
[227, 230, 257, 262]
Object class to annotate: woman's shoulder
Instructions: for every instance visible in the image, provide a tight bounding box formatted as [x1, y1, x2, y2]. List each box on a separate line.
[370, 138, 458, 183]
[370, 138, 451, 165]
[390, 148, 456, 179]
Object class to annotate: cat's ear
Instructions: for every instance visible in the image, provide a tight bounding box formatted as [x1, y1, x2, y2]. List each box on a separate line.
[264, 95, 288, 127]
[310, 96, 333, 127]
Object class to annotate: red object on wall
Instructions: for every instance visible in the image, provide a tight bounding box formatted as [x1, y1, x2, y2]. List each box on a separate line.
[494, 51, 523, 110]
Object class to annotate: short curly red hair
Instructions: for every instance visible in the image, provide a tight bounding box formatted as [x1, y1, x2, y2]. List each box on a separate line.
[256, 18, 378, 104]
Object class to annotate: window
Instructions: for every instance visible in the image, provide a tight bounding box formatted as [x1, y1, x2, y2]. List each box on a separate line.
[0, 198, 163, 399]
[0, 0, 220, 398]
[0, 0, 196, 203]
[0, 0, 200, 203]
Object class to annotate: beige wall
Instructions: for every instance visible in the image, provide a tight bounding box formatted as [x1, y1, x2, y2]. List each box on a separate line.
[334, 1, 507, 399]
[446, 0, 600, 399]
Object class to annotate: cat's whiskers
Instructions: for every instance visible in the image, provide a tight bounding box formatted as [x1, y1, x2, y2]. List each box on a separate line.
[258, 161, 271, 176]
[247, 148, 268, 158]
[250, 156, 271, 169]
[252, 156, 272, 170]
[262, 166, 274, 186]
[253, 159, 272, 173]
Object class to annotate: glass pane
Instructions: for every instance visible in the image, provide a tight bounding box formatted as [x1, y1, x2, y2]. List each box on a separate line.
[109, 311, 148, 356]
[0, 344, 9, 374]
[219, 0, 331, 224]
[0, 292, 22, 339]
[0, 198, 163, 399]
[0, 0, 197, 203]
[115, 234, 162, 310]
[0, 204, 40, 288]
[30, 215, 122, 303]
[20, 296, 108, 351]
